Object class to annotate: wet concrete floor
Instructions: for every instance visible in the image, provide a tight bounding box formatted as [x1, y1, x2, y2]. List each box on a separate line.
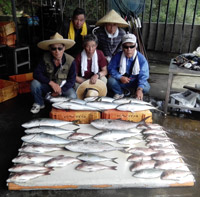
[0, 93, 200, 196]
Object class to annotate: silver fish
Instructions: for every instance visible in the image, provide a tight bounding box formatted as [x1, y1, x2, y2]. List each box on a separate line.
[117, 136, 143, 145]
[18, 144, 64, 154]
[84, 96, 99, 102]
[67, 132, 93, 140]
[113, 97, 152, 105]
[127, 154, 152, 162]
[142, 129, 167, 135]
[132, 169, 164, 179]
[65, 141, 123, 153]
[151, 152, 182, 161]
[90, 117, 150, 131]
[93, 130, 138, 142]
[77, 153, 118, 164]
[8, 164, 52, 173]
[24, 126, 76, 135]
[137, 123, 164, 130]
[75, 162, 117, 172]
[130, 160, 156, 171]
[7, 171, 50, 183]
[146, 139, 176, 147]
[155, 161, 186, 170]
[86, 101, 118, 110]
[12, 154, 54, 164]
[161, 170, 192, 181]
[21, 133, 71, 145]
[97, 96, 115, 103]
[22, 118, 74, 128]
[144, 134, 170, 141]
[49, 96, 70, 103]
[116, 103, 157, 112]
[52, 102, 100, 111]
[126, 147, 158, 155]
[69, 98, 87, 105]
[44, 156, 80, 168]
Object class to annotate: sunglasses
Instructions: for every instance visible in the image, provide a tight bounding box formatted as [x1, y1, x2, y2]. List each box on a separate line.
[123, 45, 136, 49]
[51, 47, 64, 51]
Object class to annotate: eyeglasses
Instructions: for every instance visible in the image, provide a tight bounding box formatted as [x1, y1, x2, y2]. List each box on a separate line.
[123, 45, 136, 49]
[51, 47, 64, 51]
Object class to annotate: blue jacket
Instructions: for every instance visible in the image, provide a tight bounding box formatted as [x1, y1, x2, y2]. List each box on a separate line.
[108, 51, 149, 89]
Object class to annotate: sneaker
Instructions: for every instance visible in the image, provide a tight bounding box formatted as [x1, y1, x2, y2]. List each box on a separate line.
[113, 94, 124, 99]
[30, 103, 45, 114]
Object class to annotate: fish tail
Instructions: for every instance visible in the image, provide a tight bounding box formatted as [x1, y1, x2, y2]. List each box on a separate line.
[73, 128, 80, 133]
[110, 166, 117, 170]
[112, 158, 118, 164]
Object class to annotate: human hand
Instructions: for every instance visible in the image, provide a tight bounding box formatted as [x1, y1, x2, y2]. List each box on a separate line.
[49, 81, 62, 95]
[136, 88, 143, 100]
[90, 74, 98, 84]
[120, 76, 130, 84]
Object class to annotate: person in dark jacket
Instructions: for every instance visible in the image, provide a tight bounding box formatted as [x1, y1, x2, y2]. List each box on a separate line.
[30, 32, 76, 114]
[60, 7, 91, 58]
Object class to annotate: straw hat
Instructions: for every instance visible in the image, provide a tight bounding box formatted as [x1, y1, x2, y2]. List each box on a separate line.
[76, 79, 107, 100]
[96, 9, 129, 28]
[37, 32, 75, 50]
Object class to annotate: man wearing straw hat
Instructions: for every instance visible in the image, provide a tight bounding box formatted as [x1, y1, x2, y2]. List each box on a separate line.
[30, 32, 77, 114]
[94, 9, 129, 63]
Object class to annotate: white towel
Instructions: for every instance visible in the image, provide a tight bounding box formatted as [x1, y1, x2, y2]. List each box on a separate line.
[81, 49, 99, 77]
[119, 51, 140, 76]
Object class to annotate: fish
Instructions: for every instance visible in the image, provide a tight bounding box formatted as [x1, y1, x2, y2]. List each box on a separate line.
[67, 132, 93, 140]
[44, 156, 81, 168]
[146, 139, 176, 147]
[86, 101, 118, 110]
[142, 129, 168, 135]
[97, 96, 115, 103]
[24, 126, 77, 135]
[65, 141, 124, 153]
[93, 130, 138, 142]
[49, 96, 70, 103]
[52, 102, 100, 111]
[69, 98, 87, 105]
[22, 118, 75, 128]
[84, 96, 99, 102]
[130, 160, 156, 171]
[21, 133, 71, 145]
[126, 147, 158, 155]
[150, 146, 179, 154]
[117, 136, 143, 145]
[113, 97, 152, 105]
[18, 144, 64, 154]
[132, 169, 164, 179]
[151, 152, 182, 161]
[77, 153, 118, 164]
[8, 164, 53, 173]
[6, 171, 50, 183]
[12, 154, 55, 164]
[144, 134, 170, 141]
[116, 103, 158, 113]
[154, 161, 187, 170]
[90, 117, 150, 131]
[161, 170, 192, 180]
[127, 154, 152, 162]
[75, 162, 117, 172]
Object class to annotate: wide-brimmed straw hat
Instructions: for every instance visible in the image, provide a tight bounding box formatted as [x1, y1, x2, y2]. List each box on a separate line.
[96, 9, 129, 28]
[76, 79, 107, 100]
[37, 32, 75, 50]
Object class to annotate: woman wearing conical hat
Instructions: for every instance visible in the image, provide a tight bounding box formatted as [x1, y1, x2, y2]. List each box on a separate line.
[30, 32, 77, 114]
[93, 9, 129, 63]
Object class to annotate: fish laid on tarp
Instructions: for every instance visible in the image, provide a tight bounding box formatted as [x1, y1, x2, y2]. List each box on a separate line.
[132, 169, 164, 179]
[7, 171, 50, 183]
[77, 153, 118, 164]
[130, 160, 156, 172]
[65, 141, 124, 153]
[75, 162, 117, 172]
[93, 130, 139, 142]
[18, 144, 64, 154]
[44, 156, 81, 168]
[116, 103, 158, 112]
[86, 101, 118, 110]
[21, 133, 72, 145]
[69, 98, 87, 105]
[22, 118, 75, 128]
[117, 136, 143, 145]
[161, 170, 192, 181]
[8, 164, 52, 173]
[52, 101, 100, 111]
[12, 154, 55, 164]
[67, 132, 93, 140]
[97, 96, 115, 103]
[155, 161, 187, 170]
[24, 126, 76, 135]
[127, 154, 152, 162]
[151, 152, 182, 161]
[90, 117, 150, 131]
[113, 97, 152, 105]
[49, 96, 70, 103]
[126, 147, 158, 155]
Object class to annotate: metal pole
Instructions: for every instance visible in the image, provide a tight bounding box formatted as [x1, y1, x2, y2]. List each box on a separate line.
[11, 0, 19, 45]
[146, 0, 153, 50]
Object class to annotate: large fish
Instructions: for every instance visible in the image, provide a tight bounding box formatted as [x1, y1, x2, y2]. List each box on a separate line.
[93, 130, 139, 142]
[75, 162, 117, 172]
[67, 132, 93, 140]
[97, 97, 115, 103]
[132, 169, 164, 179]
[90, 117, 150, 131]
[113, 97, 152, 105]
[52, 102, 100, 111]
[77, 153, 118, 164]
[24, 126, 77, 135]
[22, 118, 75, 128]
[161, 170, 192, 181]
[7, 171, 50, 183]
[65, 141, 124, 153]
[151, 152, 182, 161]
[69, 98, 87, 105]
[21, 133, 71, 145]
[48, 96, 70, 103]
[117, 136, 143, 145]
[86, 101, 118, 110]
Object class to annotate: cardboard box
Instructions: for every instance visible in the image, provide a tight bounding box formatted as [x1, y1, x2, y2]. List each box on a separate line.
[0, 21, 15, 37]
[102, 109, 152, 123]
[0, 33, 16, 46]
[50, 108, 101, 124]
[0, 79, 18, 103]
[9, 73, 33, 94]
